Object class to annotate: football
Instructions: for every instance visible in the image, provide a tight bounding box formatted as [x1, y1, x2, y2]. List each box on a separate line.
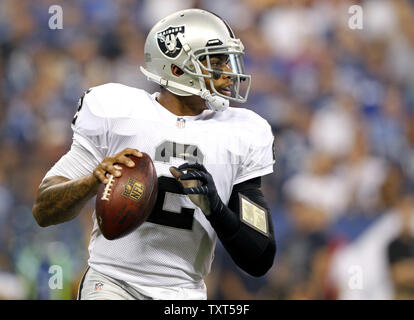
[95, 153, 158, 240]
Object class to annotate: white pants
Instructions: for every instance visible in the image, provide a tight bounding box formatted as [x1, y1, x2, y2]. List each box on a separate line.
[77, 267, 153, 300]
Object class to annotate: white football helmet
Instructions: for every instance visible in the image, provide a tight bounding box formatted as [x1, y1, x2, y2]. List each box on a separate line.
[140, 9, 251, 112]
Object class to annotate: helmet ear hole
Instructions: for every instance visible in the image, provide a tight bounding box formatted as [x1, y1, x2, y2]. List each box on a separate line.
[171, 64, 184, 77]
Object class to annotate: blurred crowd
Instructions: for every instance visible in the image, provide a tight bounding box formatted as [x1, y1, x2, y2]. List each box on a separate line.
[1, 0, 414, 300]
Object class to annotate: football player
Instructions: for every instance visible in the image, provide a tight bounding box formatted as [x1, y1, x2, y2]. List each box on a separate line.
[32, 9, 276, 300]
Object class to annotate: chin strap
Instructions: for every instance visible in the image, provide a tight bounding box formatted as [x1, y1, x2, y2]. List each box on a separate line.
[140, 66, 229, 112]
[201, 90, 229, 112]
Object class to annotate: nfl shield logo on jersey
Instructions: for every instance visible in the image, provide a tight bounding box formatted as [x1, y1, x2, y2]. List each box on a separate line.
[176, 117, 186, 128]
[156, 26, 185, 58]
[94, 282, 104, 291]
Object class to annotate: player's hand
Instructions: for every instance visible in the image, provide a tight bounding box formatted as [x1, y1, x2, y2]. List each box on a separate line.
[169, 163, 223, 216]
[93, 148, 143, 184]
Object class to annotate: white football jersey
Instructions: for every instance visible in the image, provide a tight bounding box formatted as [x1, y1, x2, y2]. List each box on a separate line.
[45, 83, 275, 299]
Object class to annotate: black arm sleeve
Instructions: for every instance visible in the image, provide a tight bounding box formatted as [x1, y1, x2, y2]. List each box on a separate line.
[206, 177, 276, 277]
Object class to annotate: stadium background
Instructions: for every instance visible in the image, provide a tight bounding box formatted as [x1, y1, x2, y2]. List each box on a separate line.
[1, 0, 414, 300]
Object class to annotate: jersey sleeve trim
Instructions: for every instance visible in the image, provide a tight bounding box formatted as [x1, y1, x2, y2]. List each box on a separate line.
[233, 162, 274, 186]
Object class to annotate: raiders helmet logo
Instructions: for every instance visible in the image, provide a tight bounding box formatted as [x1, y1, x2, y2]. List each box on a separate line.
[156, 26, 185, 58]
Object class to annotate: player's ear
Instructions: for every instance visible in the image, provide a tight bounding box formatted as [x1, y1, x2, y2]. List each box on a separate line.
[171, 64, 184, 77]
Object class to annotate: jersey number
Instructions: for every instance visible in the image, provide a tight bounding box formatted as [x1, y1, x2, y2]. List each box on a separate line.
[146, 176, 195, 230]
[146, 141, 203, 230]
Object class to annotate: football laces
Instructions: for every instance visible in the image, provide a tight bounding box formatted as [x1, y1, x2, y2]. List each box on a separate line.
[101, 165, 121, 201]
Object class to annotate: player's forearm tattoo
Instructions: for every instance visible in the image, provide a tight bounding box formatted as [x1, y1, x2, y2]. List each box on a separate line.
[33, 175, 98, 227]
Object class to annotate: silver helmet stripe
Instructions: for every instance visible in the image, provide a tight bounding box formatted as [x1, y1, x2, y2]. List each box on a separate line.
[206, 10, 235, 38]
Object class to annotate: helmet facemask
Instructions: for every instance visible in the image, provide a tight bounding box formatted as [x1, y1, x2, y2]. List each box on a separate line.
[179, 39, 251, 105]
